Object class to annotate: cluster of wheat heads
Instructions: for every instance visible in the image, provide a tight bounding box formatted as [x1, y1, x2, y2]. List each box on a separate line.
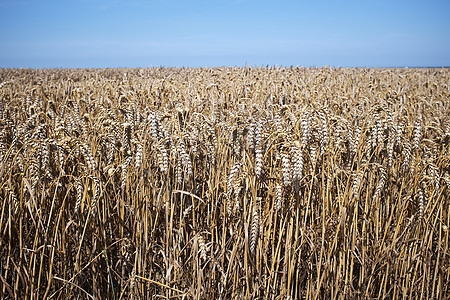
[0, 67, 449, 299]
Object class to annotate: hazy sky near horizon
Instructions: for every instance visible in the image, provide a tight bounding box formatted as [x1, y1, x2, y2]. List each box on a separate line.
[1, 0, 449, 68]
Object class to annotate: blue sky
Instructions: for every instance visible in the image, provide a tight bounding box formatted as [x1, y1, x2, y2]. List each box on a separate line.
[1, 0, 449, 68]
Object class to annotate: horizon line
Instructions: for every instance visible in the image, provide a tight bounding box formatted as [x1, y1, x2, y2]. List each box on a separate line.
[1, 65, 449, 70]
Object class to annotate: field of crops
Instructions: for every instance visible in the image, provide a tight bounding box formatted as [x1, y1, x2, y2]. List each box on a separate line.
[0, 67, 449, 299]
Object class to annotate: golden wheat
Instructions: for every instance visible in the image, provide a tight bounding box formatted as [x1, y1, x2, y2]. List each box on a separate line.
[0, 67, 448, 299]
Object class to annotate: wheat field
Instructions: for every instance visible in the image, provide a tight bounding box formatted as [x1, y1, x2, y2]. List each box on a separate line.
[0, 67, 449, 299]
